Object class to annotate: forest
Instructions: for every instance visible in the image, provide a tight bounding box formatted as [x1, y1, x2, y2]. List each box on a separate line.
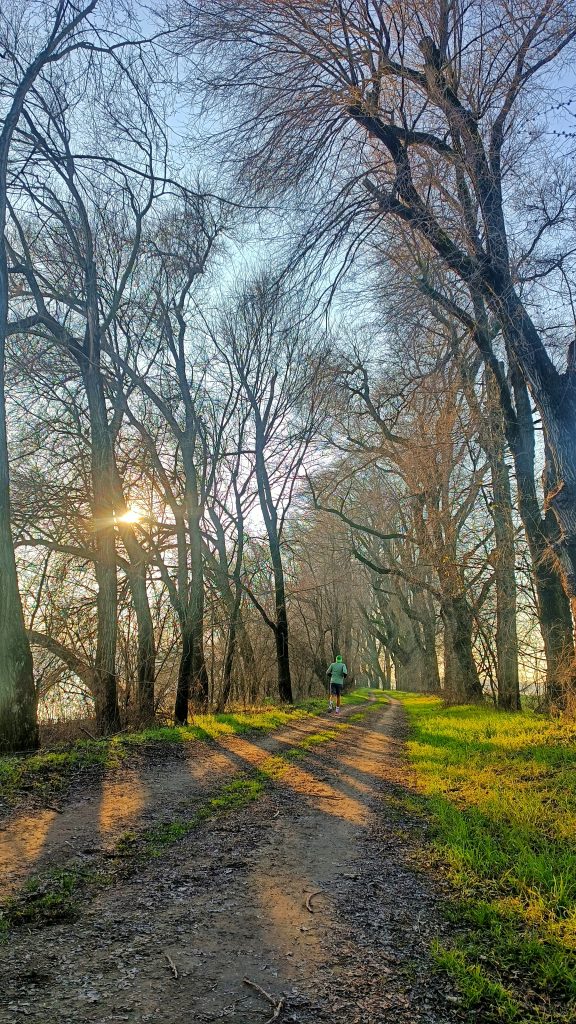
[2, 0, 576, 751]
[1, 5, 576, 1024]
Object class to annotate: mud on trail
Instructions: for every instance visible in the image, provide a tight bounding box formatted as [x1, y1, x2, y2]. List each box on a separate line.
[0, 700, 465, 1024]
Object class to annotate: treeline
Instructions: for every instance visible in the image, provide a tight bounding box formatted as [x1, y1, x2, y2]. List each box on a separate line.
[1, 1, 576, 750]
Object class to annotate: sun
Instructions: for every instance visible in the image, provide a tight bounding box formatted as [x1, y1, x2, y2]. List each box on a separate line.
[117, 509, 142, 525]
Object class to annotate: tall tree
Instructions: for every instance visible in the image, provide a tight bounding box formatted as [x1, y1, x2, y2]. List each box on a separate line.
[185, 0, 576, 674]
[217, 281, 328, 703]
[0, 0, 100, 750]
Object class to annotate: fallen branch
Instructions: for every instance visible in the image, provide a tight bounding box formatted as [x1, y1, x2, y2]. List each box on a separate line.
[79, 726, 97, 741]
[243, 977, 285, 1023]
[305, 889, 324, 913]
[164, 951, 179, 979]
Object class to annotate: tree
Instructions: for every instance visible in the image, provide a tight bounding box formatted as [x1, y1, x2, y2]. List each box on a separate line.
[0, 0, 102, 751]
[216, 280, 329, 703]
[185, 0, 576, 676]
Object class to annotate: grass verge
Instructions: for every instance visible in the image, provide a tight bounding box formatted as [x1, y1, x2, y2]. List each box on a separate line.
[391, 691, 576, 1024]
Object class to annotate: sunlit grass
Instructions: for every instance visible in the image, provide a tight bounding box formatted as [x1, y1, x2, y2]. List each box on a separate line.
[392, 692, 576, 1022]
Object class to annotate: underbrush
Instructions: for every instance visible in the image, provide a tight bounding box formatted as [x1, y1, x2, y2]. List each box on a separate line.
[0, 691, 372, 806]
[392, 692, 576, 1023]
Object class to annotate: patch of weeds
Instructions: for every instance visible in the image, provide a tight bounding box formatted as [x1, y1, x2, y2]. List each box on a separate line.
[203, 776, 265, 813]
[0, 742, 117, 806]
[115, 830, 139, 854]
[1, 866, 109, 931]
[432, 943, 526, 1022]
[393, 692, 576, 1023]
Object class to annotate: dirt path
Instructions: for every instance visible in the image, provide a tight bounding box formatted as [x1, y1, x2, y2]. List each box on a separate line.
[0, 700, 464, 1024]
[0, 712, 358, 895]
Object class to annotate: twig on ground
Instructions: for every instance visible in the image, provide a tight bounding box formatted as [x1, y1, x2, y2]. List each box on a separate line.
[79, 726, 97, 740]
[305, 889, 324, 913]
[243, 977, 286, 1022]
[164, 951, 179, 979]
[45, 804, 63, 813]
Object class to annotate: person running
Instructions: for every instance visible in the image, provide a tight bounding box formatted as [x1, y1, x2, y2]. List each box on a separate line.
[326, 655, 347, 714]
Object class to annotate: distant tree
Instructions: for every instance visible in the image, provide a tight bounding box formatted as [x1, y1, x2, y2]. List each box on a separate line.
[215, 281, 329, 703]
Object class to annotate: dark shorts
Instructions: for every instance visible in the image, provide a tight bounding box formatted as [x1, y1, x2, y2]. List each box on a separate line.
[330, 682, 344, 696]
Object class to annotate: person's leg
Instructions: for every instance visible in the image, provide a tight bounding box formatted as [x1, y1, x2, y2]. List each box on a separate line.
[329, 682, 334, 710]
[335, 684, 342, 712]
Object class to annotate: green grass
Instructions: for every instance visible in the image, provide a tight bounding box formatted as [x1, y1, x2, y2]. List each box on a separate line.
[0, 865, 110, 931]
[391, 691, 576, 1023]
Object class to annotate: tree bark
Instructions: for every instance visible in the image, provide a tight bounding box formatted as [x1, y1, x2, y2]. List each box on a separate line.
[441, 595, 484, 702]
[484, 371, 520, 710]
[255, 425, 293, 702]
[0, 327, 38, 751]
[126, 563, 156, 722]
[507, 369, 575, 704]
[181, 441, 209, 714]
[82, 364, 121, 734]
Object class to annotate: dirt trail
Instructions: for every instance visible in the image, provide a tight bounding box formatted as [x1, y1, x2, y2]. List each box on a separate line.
[0, 713, 350, 895]
[0, 700, 464, 1024]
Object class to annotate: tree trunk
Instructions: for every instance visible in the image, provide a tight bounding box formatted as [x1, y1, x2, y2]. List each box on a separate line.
[216, 584, 242, 712]
[181, 442, 209, 710]
[0, 338, 38, 752]
[441, 595, 483, 701]
[127, 564, 156, 722]
[83, 365, 121, 734]
[485, 371, 520, 710]
[255, 427, 293, 702]
[0, 124, 38, 753]
[114, 511, 156, 723]
[487, 286, 576, 656]
[414, 591, 441, 693]
[174, 619, 193, 725]
[274, 591, 292, 702]
[507, 368, 575, 704]
[393, 647, 428, 692]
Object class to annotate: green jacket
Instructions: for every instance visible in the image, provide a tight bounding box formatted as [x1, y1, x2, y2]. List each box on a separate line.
[327, 661, 347, 685]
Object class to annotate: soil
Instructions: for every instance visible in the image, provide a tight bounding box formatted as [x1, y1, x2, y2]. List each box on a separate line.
[0, 699, 466, 1023]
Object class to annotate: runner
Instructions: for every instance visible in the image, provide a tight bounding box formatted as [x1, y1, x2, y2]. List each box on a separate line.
[326, 655, 347, 714]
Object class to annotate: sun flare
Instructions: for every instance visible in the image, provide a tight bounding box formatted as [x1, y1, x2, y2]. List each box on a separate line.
[117, 509, 142, 525]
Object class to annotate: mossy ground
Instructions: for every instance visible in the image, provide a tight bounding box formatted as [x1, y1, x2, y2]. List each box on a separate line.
[391, 691, 576, 1023]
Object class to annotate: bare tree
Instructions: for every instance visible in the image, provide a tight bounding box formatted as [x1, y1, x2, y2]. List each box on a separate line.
[215, 280, 329, 703]
[0, 0, 105, 750]
[183, 0, 576, 673]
